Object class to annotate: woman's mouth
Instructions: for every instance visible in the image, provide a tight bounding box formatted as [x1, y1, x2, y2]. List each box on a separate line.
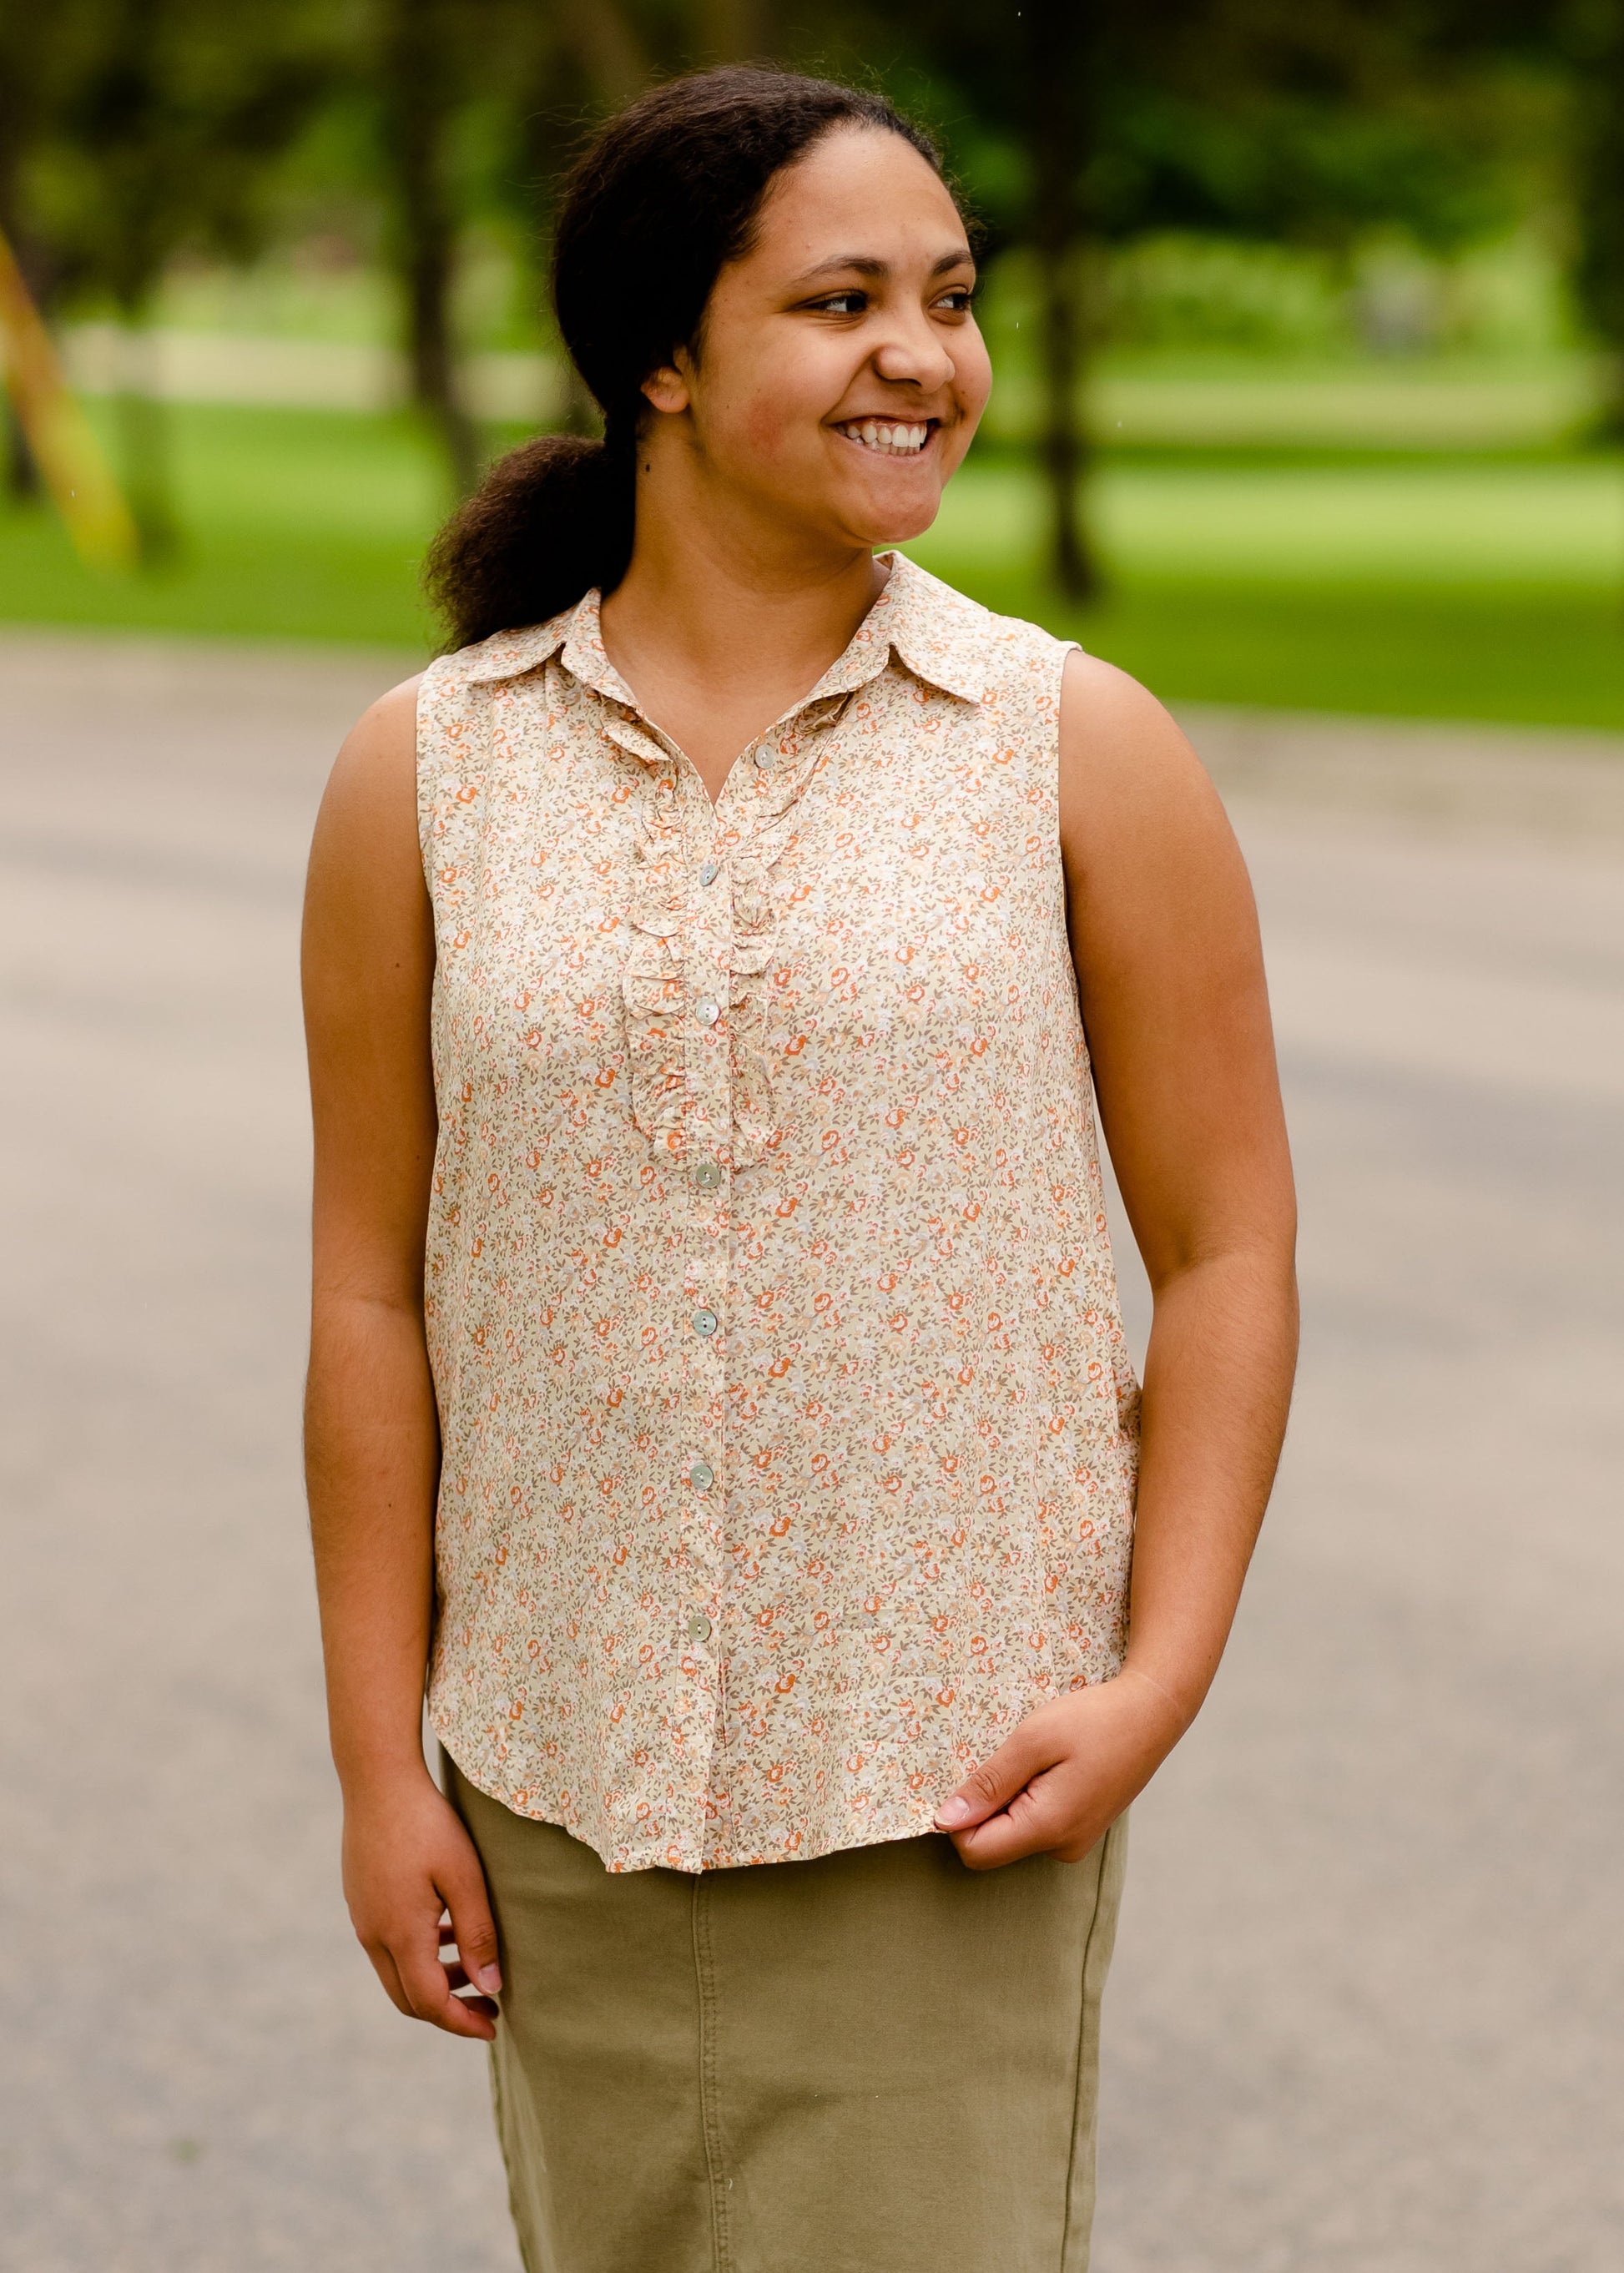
[835, 418, 937, 457]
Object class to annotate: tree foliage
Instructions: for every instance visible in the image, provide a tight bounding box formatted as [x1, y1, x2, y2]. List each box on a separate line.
[0, 0, 1606, 576]
[4, 0, 340, 549]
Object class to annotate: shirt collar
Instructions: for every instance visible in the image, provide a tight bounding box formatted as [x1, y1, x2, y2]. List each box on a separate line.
[823, 550, 990, 705]
[458, 551, 988, 708]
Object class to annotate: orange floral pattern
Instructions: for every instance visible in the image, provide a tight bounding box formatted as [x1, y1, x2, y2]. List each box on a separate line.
[420, 553, 1139, 1873]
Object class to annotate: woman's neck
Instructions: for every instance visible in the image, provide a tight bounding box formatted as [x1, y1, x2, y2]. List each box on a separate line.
[598, 455, 890, 799]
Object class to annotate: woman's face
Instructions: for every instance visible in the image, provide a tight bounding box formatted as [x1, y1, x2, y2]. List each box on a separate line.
[643, 125, 992, 553]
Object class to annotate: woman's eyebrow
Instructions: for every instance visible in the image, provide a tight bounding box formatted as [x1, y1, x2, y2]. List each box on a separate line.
[786, 249, 974, 287]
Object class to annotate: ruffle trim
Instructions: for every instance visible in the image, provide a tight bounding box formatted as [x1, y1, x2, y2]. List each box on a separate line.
[618, 705, 855, 1166]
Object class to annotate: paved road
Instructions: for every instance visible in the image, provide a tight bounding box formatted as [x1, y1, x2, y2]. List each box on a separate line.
[1, 630, 1620, 2273]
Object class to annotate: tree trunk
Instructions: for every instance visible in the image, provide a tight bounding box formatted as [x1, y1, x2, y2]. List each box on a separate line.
[380, 0, 479, 497]
[5, 399, 39, 501]
[0, 148, 42, 501]
[1577, 13, 1624, 444]
[1027, 0, 1097, 602]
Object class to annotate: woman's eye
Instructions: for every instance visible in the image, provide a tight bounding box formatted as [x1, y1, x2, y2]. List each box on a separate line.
[803, 284, 975, 317]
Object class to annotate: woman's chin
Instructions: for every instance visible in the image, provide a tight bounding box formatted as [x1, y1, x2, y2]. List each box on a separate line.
[840, 486, 944, 551]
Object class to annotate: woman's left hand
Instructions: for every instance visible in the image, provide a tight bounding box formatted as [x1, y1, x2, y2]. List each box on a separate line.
[934, 1669, 1189, 1870]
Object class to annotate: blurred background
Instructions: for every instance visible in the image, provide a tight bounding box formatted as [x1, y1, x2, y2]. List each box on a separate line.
[2, 7, 1621, 2273]
[3, 0, 1624, 712]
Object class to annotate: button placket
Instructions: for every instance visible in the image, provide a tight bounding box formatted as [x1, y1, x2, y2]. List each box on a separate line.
[687, 813, 735, 1176]
[594, 652, 887, 1859]
[662, 703, 856, 1836]
[679, 705, 836, 1816]
[587, 723, 721, 1843]
[674, 767, 729, 1772]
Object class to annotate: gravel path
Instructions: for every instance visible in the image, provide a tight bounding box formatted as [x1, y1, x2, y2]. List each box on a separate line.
[1, 630, 1619, 2273]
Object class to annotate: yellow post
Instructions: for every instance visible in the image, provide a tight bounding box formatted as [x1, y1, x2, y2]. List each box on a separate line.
[0, 226, 139, 571]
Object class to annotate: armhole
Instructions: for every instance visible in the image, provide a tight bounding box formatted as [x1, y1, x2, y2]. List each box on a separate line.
[1048, 634, 1086, 862]
[414, 656, 451, 886]
[1057, 627, 1146, 879]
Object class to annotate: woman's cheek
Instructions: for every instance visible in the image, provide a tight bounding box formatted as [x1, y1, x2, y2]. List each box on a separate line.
[739, 347, 851, 463]
[743, 393, 795, 456]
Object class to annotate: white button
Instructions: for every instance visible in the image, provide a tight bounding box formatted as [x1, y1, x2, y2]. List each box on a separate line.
[686, 1611, 712, 1642]
[688, 1461, 714, 1491]
[754, 746, 774, 771]
[699, 859, 720, 886]
[693, 1161, 722, 1190]
[692, 1308, 719, 1336]
[696, 1000, 720, 1026]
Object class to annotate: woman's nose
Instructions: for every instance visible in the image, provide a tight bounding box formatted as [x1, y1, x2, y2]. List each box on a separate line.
[871, 325, 956, 392]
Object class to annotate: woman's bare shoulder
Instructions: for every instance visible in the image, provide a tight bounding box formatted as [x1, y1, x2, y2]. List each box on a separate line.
[307, 673, 427, 920]
[1056, 648, 1232, 874]
[327, 672, 424, 797]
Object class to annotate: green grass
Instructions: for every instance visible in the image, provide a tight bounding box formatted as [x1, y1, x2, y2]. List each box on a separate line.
[929, 456, 1624, 591]
[3, 397, 1623, 728]
[951, 577, 1624, 728]
[1000, 358, 1599, 453]
[912, 452, 1624, 728]
[0, 402, 445, 649]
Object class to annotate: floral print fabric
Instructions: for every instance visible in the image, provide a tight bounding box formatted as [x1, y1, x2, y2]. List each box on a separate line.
[420, 553, 1139, 1873]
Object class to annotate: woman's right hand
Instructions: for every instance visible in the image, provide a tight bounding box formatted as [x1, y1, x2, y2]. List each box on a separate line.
[340, 1768, 502, 2041]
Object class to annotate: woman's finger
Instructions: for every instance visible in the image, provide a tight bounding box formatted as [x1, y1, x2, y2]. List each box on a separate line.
[392, 1928, 499, 2040]
[951, 1773, 1067, 1871]
[933, 1713, 1058, 1833]
[437, 1855, 502, 1998]
[437, 1959, 501, 2016]
[436, 1914, 499, 1998]
[362, 1940, 414, 2018]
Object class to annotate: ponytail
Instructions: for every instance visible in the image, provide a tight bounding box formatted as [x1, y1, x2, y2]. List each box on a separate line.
[424, 66, 951, 652]
[425, 431, 635, 651]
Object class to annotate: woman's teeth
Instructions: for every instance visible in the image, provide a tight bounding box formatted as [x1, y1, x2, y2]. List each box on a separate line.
[841, 421, 931, 456]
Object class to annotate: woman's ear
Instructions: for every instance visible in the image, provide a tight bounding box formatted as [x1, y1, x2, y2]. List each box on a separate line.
[641, 359, 691, 416]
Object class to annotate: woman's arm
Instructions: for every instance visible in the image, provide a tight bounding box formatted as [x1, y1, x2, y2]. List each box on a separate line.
[936, 651, 1299, 1868]
[302, 676, 500, 2038]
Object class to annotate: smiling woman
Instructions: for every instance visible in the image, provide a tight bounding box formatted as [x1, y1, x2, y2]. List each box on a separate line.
[300, 66, 1299, 2273]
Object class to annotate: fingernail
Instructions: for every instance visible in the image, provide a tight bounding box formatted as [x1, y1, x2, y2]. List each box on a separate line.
[935, 1795, 972, 1828]
[476, 1964, 502, 1994]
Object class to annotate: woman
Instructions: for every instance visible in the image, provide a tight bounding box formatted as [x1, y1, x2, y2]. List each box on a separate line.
[303, 65, 1296, 2273]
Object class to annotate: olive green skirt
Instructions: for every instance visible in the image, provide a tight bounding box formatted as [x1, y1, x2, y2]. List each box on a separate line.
[447, 1760, 1127, 2273]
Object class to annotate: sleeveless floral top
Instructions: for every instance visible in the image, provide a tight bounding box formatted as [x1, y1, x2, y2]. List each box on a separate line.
[419, 553, 1139, 1873]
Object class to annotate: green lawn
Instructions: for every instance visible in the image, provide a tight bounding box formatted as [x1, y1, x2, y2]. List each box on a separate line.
[912, 454, 1624, 728]
[0, 403, 446, 649]
[936, 458, 1624, 589]
[1004, 360, 1598, 452]
[3, 398, 1622, 728]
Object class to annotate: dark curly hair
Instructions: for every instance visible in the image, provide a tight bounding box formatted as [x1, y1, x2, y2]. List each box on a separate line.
[425, 67, 951, 649]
